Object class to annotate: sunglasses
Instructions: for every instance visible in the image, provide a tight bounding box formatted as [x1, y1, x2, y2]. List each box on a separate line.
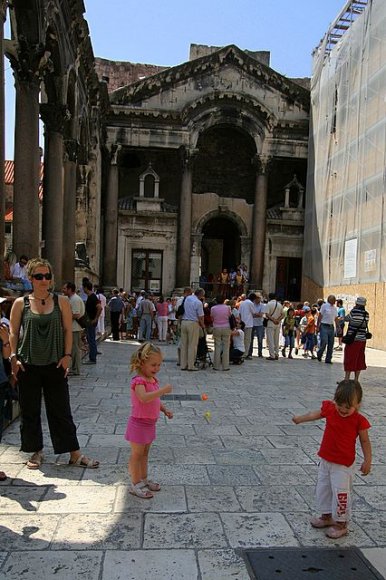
[32, 273, 52, 280]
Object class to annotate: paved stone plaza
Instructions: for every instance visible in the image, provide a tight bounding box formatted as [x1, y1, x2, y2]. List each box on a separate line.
[1, 339, 386, 579]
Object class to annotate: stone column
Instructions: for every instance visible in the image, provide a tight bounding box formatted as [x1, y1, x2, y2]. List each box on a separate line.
[5, 38, 51, 259]
[250, 155, 272, 289]
[103, 145, 120, 287]
[12, 77, 41, 258]
[0, 2, 6, 278]
[40, 103, 68, 283]
[62, 139, 78, 281]
[176, 147, 196, 287]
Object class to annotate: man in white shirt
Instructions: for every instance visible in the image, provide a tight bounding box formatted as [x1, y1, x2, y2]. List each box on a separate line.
[316, 295, 338, 364]
[63, 282, 85, 375]
[238, 293, 257, 359]
[10, 255, 32, 290]
[265, 292, 284, 360]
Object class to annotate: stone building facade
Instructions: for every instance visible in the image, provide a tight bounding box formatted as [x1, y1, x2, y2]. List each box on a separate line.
[101, 44, 310, 299]
[0, 0, 106, 286]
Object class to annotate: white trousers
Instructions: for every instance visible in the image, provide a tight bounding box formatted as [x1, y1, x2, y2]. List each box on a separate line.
[316, 458, 353, 522]
[157, 316, 168, 341]
[266, 324, 280, 358]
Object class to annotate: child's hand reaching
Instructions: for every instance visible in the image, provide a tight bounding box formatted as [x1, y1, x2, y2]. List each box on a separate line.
[292, 416, 301, 424]
[360, 460, 371, 476]
[164, 408, 173, 419]
[162, 383, 172, 395]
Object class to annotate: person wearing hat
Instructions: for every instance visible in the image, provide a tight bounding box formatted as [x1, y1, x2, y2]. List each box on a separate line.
[343, 297, 370, 381]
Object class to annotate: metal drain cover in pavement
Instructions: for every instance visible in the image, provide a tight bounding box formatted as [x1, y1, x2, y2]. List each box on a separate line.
[243, 547, 383, 579]
[161, 394, 202, 401]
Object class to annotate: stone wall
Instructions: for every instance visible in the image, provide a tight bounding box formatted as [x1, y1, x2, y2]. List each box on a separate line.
[95, 57, 168, 93]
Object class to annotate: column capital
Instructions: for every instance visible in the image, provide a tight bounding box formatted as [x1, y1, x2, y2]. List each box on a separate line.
[5, 38, 53, 84]
[64, 139, 78, 163]
[109, 144, 122, 165]
[40, 103, 71, 134]
[252, 154, 273, 175]
[179, 146, 199, 170]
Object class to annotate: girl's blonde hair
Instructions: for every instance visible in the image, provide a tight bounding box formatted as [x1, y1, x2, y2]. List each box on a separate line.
[130, 341, 162, 372]
[27, 258, 55, 289]
[334, 379, 363, 407]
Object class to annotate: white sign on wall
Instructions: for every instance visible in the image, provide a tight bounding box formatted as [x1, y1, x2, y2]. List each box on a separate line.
[364, 249, 376, 272]
[344, 238, 357, 279]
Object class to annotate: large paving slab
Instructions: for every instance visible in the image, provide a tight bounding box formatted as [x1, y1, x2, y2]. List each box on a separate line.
[1, 337, 386, 578]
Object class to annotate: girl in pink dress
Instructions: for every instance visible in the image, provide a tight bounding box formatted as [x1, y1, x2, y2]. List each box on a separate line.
[125, 342, 173, 498]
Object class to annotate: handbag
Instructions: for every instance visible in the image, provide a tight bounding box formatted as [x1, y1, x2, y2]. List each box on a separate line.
[263, 301, 278, 328]
[229, 313, 237, 330]
[77, 313, 92, 329]
[342, 312, 369, 344]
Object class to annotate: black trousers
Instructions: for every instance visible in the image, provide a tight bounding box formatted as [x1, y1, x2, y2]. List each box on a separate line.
[110, 311, 121, 340]
[17, 363, 79, 454]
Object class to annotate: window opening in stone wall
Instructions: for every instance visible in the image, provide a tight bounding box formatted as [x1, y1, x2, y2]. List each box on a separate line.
[132, 250, 163, 294]
[276, 257, 302, 301]
[144, 174, 155, 197]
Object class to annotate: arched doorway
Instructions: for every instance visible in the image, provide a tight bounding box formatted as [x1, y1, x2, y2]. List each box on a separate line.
[201, 216, 241, 280]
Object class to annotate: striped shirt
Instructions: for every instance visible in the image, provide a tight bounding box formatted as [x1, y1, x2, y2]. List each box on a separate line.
[345, 306, 369, 342]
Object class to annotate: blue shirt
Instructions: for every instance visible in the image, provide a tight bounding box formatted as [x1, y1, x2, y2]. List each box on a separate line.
[182, 295, 204, 321]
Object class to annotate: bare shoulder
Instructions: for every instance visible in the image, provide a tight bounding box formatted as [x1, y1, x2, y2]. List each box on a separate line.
[12, 296, 25, 311]
[58, 294, 71, 308]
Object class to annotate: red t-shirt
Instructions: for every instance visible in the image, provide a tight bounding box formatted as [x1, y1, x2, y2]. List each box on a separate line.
[318, 400, 371, 467]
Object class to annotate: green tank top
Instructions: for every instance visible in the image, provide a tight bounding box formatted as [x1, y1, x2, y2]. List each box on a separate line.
[18, 294, 64, 366]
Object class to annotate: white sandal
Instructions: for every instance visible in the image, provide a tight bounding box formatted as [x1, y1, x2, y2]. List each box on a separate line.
[143, 478, 161, 492]
[129, 482, 154, 499]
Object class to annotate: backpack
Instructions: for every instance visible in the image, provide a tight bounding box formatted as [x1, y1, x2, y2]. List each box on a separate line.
[176, 296, 186, 318]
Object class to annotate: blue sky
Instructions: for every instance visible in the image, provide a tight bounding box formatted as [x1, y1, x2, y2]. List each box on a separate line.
[5, 0, 346, 158]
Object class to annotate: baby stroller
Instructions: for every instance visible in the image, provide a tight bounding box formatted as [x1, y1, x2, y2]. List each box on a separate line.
[195, 332, 213, 369]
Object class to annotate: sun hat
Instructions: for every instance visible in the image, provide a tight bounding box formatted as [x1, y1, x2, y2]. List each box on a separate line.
[356, 296, 367, 306]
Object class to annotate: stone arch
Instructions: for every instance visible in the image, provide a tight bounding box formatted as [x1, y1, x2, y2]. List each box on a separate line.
[182, 92, 276, 151]
[139, 162, 160, 198]
[194, 208, 248, 238]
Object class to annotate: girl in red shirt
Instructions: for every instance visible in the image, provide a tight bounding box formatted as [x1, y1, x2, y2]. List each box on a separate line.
[293, 379, 372, 538]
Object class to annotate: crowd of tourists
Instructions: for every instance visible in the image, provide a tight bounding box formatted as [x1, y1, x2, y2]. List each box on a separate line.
[0, 259, 373, 540]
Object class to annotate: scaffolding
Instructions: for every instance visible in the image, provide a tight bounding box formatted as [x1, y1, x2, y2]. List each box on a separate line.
[314, 0, 369, 56]
[304, 0, 386, 291]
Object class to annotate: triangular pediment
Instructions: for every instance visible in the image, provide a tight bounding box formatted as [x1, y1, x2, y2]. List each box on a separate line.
[110, 44, 309, 113]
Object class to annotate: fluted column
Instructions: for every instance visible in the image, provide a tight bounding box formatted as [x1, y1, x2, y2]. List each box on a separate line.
[62, 139, 78, 281]
[0, 2, 6, 277]
[176, 147, 196, 287]
[103, 145, 120, 287]
[250, 155, 272, 289]
[40, 103, 68, 283]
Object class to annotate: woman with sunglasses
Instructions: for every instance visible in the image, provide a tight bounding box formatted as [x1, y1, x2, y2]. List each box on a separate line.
[9, 258, 99, 470]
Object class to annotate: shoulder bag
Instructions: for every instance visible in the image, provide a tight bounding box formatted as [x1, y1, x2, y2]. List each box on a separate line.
[342, 312, 369, 344]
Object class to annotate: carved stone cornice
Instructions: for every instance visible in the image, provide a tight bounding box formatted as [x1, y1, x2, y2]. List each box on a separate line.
[5, 37, 53, 84]
[64, 139, 78, 163]
[111, 44, 310, 111]
[40, 103, 71, 134]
